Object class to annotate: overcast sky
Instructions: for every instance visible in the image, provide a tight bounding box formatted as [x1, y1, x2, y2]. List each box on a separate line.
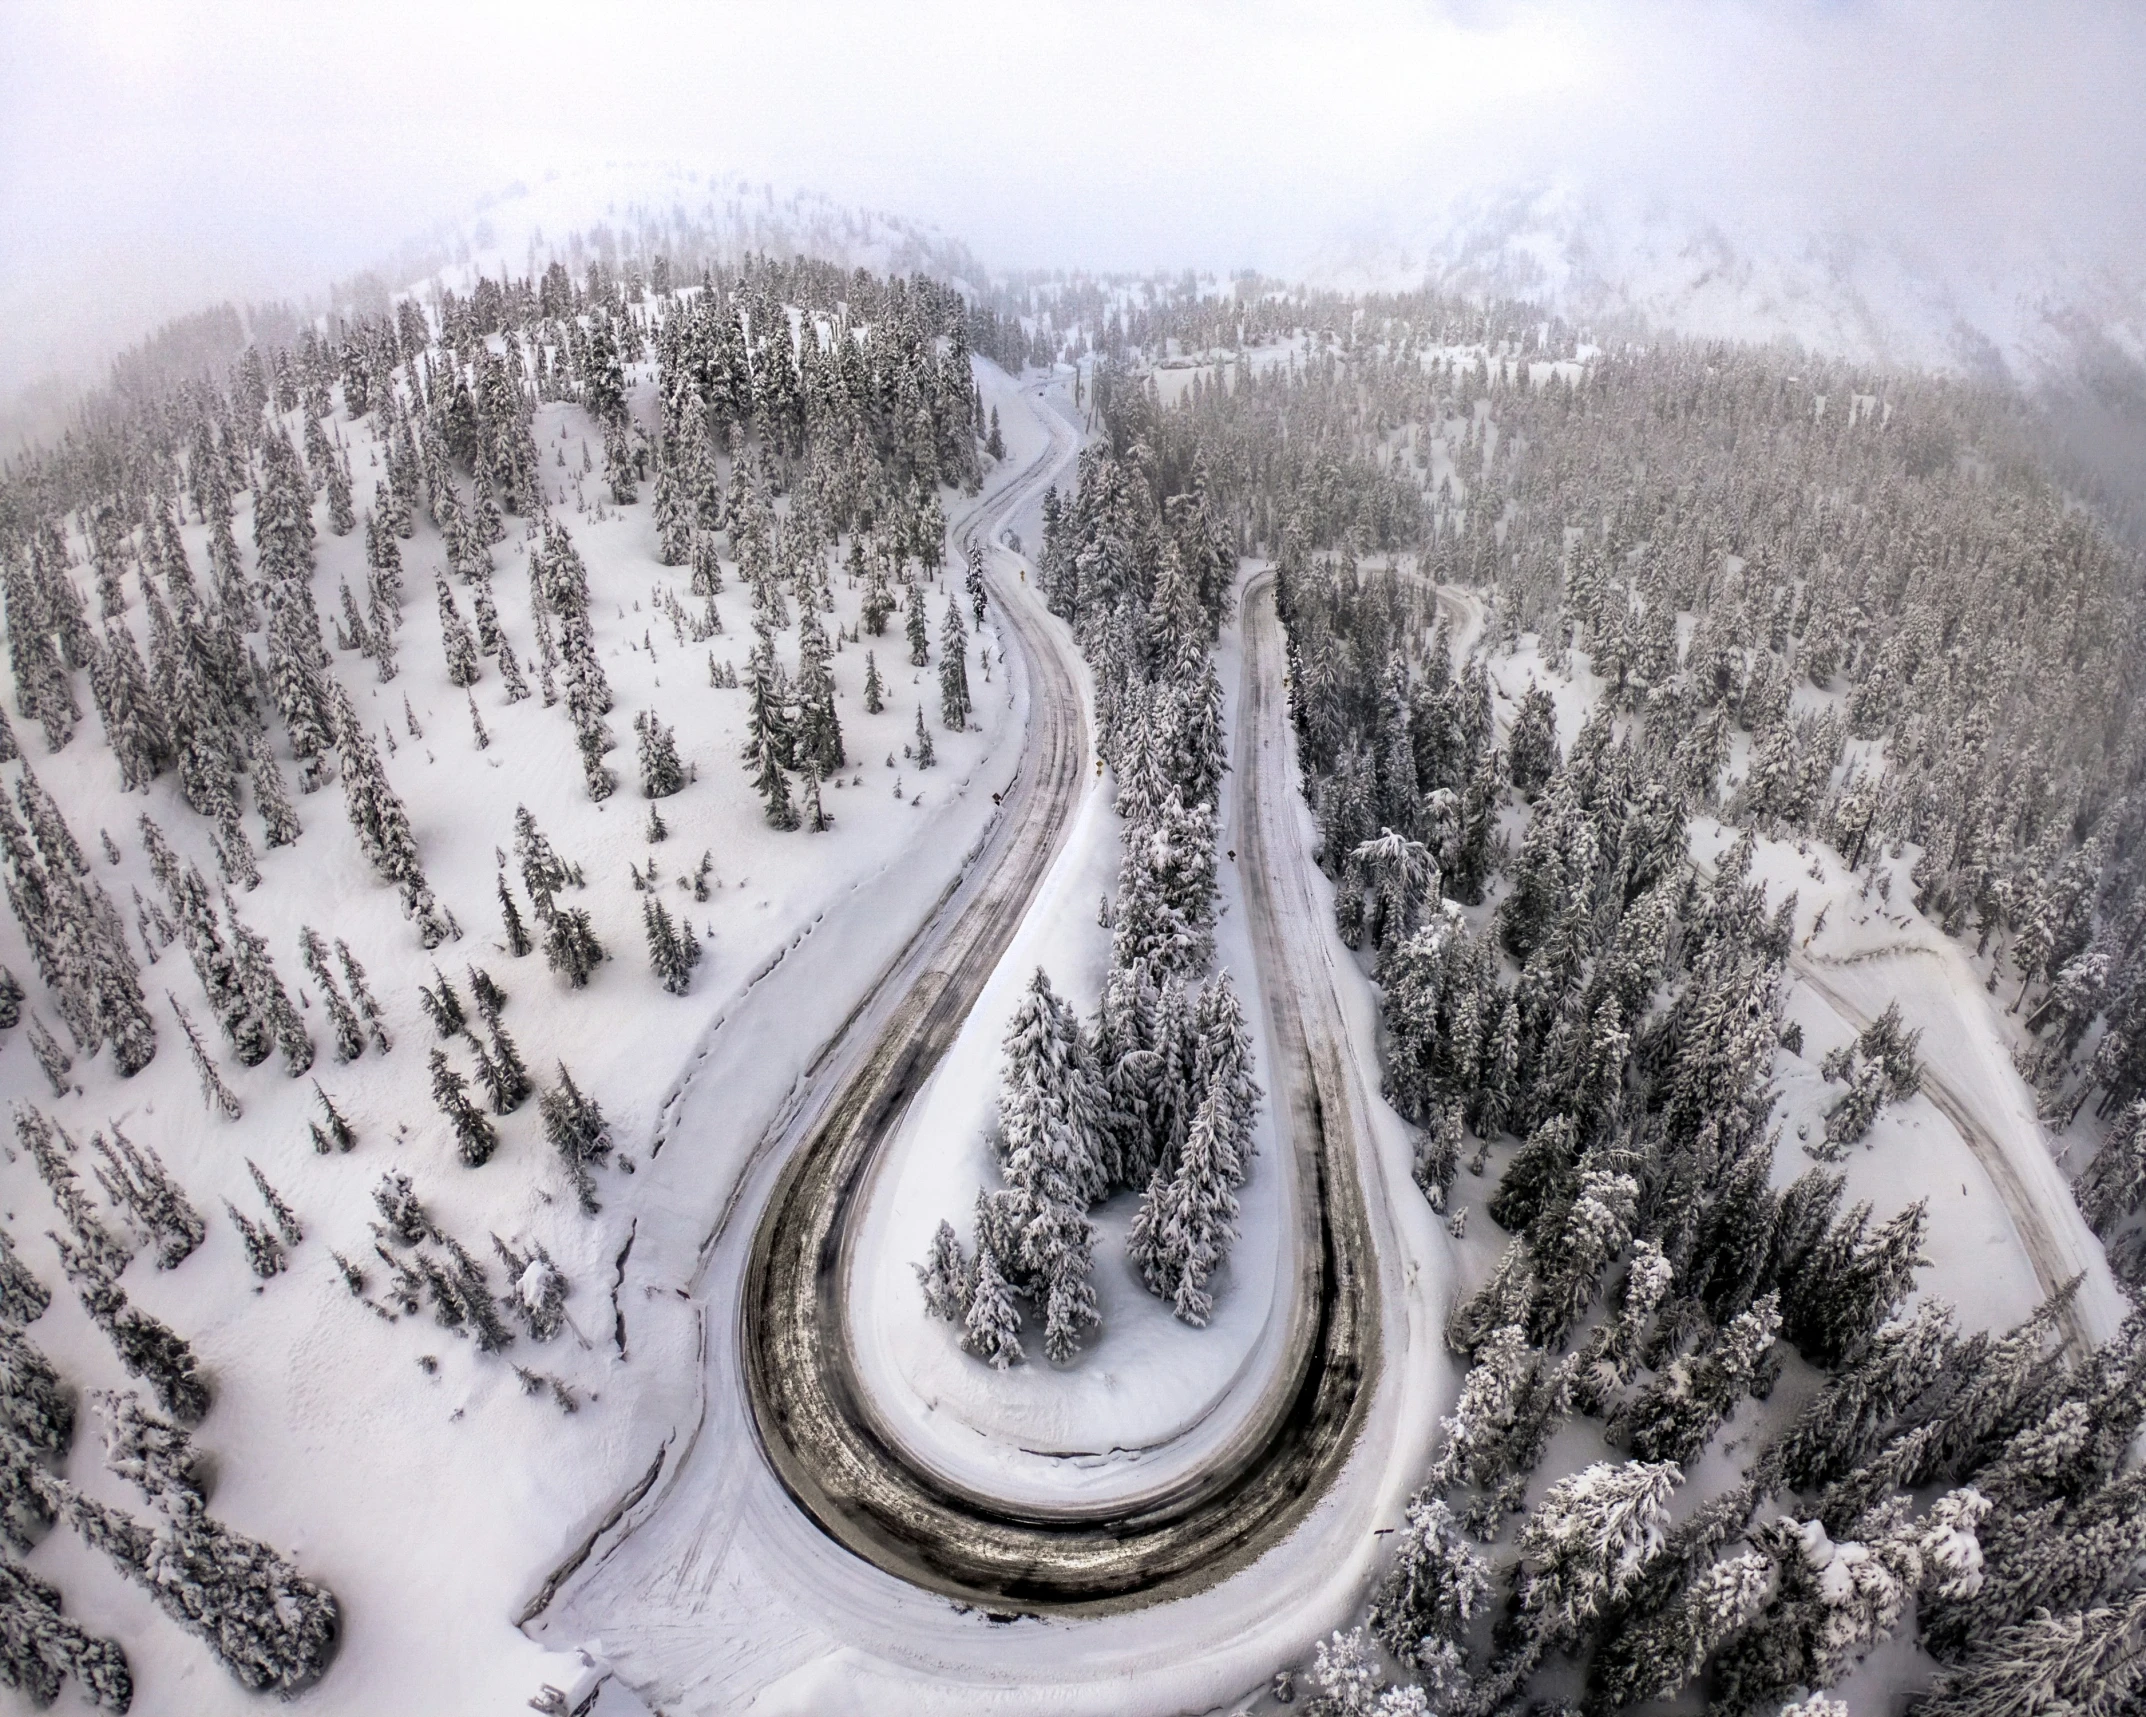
[4, 0, 2143, 397]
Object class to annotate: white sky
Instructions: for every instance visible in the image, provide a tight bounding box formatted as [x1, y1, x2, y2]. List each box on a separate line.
[3, 0, 2143, 396]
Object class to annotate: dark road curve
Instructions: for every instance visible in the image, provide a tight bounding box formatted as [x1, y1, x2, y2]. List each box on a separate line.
[741, 464, 1385, 1614]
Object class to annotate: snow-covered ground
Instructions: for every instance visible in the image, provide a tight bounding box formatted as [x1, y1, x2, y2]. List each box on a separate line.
[0, 334, 1051, 1712]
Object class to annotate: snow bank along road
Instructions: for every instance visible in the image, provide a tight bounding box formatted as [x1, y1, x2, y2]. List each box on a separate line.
[739, 524, 1386, 1599]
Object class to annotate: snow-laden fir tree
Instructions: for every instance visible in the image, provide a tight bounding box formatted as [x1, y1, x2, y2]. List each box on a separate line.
[429, 1048, 497, 1167]
[0, 1229, 50, 1328]
[643, 897, 702, 995]
[545, 906, 605, 988]
[740, 627, 797, 829]
[905, 578, 930, 666]
[335, 937, 391, 1053]
[95, 1388, 205, 1512]
[540, 1065, 611, 1214]
[915, 1220, 970, 1322]
[0, 1555, 132, 1711]
[298, 927, 366, 1062]
[61, 1481, 340, 1696]
[939, 597, 971, 729]
[1126, 1076, 1239, 1325]
[1366, 1492, 1491, 1688]
[635, 709, 685, 797]
[419, 967, 466, 1038]
[962, 1244, 1023, 1370]
[52, 1234, 210, 1422]
[90, 1127, 203, 1270]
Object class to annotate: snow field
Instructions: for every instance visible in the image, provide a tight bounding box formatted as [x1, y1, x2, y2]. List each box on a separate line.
[0, 337, 1032, 1715]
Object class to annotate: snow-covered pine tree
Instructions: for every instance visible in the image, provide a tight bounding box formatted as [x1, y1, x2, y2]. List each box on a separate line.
[0, 1230, 50, 1327]
[434, 574, 481, 687]
[0, 1554, 132, 1710]
[298, 927, 365, 1062]
[224, 896, 311, 1075]
[1914, 1587, 2146, 1717]
[905, 578, 930, 666]
[419, 967, 466, 1038]
[939, 597, 971, 729]
[914, 1220, 971, 1322]
[171, 988, 241, 1111]
[1126, 1076, 1239, 1326]
[428, 1049, 497, 1167]
[53, 1235, 210, 1422]
[61, 1483, 339, 1696]
[962, 1245, 1023, 1369]
[741, 628, 798, 828]
[643, 897, 701, 996]
[1367, 1492, 1492, 1682]
[90, 1126, 203, 1270]
[539, 1065, 611, 1214]
[635, 709, 685, 797]
[544, 906, 605, 988]
[335, 937, 391, 1053]
[245, 1160, 301, 1247]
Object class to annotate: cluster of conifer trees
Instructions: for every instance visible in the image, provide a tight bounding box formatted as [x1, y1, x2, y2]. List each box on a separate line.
[914, 431, 1258, 1365]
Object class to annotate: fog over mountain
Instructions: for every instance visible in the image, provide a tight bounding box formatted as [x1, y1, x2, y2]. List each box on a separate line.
[5, 1, 2143, 406]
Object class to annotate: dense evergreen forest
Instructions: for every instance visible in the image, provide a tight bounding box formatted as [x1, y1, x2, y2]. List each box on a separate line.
[1045, 292, 2146, 1714]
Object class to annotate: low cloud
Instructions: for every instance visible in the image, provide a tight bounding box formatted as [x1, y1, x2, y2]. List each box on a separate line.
[3, 0, 2140, 395]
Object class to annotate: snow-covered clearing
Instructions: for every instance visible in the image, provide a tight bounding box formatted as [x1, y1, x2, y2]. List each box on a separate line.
[0, 334, 1042, 1713]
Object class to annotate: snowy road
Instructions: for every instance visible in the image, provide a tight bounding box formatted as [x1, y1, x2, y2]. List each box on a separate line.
[535, 439, 1457, 1711]
[736, 559, 1385, 1603]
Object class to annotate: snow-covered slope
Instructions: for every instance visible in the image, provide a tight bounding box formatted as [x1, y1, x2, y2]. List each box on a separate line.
[1310, 179, 2146, 388]
[354, 165, 994, 307]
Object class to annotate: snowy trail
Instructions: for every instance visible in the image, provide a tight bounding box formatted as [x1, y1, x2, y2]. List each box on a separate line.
[1416, 568, 2116, 1353]
[536, 493, 1458, 1712]
[1789, 948, 2124, 1352]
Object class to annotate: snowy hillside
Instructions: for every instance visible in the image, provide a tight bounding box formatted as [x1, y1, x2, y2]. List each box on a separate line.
[1307, 179, 2146, 387]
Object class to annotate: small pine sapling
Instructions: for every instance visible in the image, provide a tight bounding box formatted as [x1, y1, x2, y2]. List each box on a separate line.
[371, 1172, 426, 1244]
[311, 1080, 355, 1151]
[226, 1203, 287, 1278]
